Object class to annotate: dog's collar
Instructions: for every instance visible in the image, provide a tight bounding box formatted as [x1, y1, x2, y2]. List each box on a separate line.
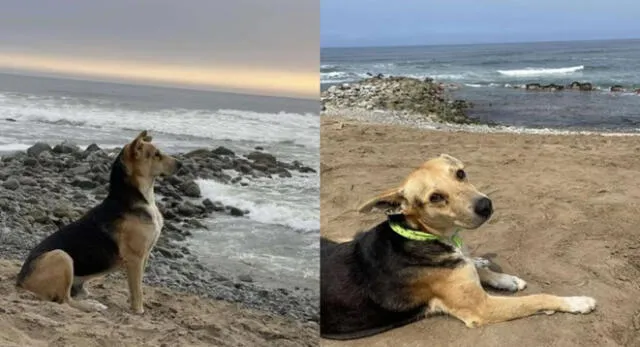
[388, 221, 463, 248]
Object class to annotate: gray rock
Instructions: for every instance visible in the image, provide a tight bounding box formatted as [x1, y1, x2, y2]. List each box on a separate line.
[247, 151, 277, 164]
[227, 206, 244, 217]
[180, 180, 201, 198]
[212, 146, 235, 156]
[84, 143, 101, 153]
[177, 201, 200, 216]
[53, 141, 80, 154]
[70, 164, 91, 175]
[18, 177, 38, 186]
[23, 157, 38, 167]
[27, 142, 52, 157]
[2, 178, 19, 190]
[52, 204, 73, 218]
[184, 148, 211, 158]
[71, 177, 98, 190]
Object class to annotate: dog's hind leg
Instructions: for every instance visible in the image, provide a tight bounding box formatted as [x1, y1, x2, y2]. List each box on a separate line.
[19, 250, 107, 312]
[420, 263, 595, 328]
[476, 267, 527, 292]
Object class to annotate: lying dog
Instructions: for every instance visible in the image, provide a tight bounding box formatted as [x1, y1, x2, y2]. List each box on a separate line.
[320, 154, 596, 340]
[16, 131, 181, 313]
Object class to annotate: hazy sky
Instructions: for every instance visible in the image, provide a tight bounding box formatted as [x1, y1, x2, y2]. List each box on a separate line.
[0, 1, 319, 99]
[321, 0, 640, 47]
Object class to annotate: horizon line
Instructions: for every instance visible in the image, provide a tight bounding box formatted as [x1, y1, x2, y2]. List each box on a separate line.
[0, 52, 318, 100]
[320, 36, 640, 50]
[0, 70, 319, 103]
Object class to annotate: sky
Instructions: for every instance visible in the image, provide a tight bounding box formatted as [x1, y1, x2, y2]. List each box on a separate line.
[321, 0, 640, 48]
[0, 1, 319, 99]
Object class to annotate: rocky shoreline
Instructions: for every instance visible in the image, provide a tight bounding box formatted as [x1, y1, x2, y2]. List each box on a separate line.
[0, 142, 318, 322]
[520, 81, 640, 92]
[321, 75, 480, 125]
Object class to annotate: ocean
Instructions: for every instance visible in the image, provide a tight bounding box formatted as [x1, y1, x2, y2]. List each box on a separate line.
[321, 39, 640, 131]
[0, 73, 319, 290]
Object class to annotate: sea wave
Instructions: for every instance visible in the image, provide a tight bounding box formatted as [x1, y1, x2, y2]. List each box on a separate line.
[497, 65, 585, 77]
[196, 177, 319, 232]
[0, 93, 319, 149]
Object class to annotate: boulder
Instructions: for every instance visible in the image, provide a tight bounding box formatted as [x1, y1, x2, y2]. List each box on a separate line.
[27, 142, 51, 157]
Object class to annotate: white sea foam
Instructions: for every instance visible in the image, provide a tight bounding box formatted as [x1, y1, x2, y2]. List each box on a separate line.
[196, 177, 319, 232]
[0, 93, 319, 149]
[497, 65, 584, 77]
[0, 143, 30, 152]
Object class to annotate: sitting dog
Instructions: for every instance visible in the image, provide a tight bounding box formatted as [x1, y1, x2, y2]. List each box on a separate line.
[320, 154, 596, 340]
[16, 131, 181, 313]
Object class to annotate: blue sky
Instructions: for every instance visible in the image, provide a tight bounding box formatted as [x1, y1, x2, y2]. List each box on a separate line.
[321, 0, 640, 47]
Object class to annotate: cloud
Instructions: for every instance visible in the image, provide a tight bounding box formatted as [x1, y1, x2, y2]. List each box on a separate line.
[0, 0, 319, 98]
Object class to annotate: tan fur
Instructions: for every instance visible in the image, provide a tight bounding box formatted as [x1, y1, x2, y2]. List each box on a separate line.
[19, 250, 108, 312]
[358, 154, 488, 238]
[359, 154, 596, 326]
[19, 130, 178, 314]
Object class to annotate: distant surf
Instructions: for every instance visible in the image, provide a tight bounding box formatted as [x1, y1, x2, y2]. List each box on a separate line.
[321, 39, 640, 131]
[497, 65, 585, 77]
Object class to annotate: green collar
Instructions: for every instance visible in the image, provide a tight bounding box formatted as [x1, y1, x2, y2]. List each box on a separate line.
[389, 222, 463, 248]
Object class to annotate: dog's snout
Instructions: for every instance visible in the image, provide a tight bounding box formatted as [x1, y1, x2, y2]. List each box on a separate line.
[474, 197, 493, 219]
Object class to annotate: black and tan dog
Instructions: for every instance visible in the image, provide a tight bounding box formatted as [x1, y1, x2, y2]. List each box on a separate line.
[320, 154, 596, 340]
[16, 131, 180, 313]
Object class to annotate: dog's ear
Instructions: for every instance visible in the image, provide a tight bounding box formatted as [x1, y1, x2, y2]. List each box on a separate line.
[438, 153, 463, 166]
[357, 187, 406, 213]
[128, 130, 148, 159]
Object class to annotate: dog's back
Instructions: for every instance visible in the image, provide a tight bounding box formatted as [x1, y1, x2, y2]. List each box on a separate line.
[16, 199, 123, 287]
[320, 226, 426, 340]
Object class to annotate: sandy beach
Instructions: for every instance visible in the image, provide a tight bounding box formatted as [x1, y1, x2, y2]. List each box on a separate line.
[320, 115, 640, 347]
[0, 260, 316, 347]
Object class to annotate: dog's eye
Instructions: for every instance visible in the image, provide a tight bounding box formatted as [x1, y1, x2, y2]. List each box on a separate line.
[429, 193, 445, 203]
[456, 169, 466, 180]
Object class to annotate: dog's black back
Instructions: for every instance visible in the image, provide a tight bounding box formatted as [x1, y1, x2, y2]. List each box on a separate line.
[16, 150, 150, 285]
[320, 215, 465, 340]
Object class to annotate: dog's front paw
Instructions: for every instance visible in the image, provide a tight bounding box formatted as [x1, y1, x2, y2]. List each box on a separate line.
[473, 257, 491, 268]
[509, 275, 527, 291]
[488, 274, 527, 292]
[563, 296, 596, 314]
[132, 306, 145, 314]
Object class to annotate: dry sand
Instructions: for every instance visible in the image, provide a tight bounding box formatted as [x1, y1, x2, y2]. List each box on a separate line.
[320, 116, 640, 347]
[0, 260, 317, 347]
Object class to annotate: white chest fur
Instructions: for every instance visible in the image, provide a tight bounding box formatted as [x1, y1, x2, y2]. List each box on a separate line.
[141, 186, 164, 249]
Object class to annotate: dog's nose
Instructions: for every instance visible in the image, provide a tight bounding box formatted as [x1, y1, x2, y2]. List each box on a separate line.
[474, 197, 493, 219]
[176, 160, 183, 170]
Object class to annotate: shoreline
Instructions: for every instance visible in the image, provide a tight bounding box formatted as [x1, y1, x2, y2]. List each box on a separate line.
[0, 142, 318, 323]
[321, 108, 640, 137]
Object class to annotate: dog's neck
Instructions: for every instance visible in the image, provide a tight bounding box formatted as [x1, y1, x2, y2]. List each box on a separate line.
[137, 177, 156, 205]
[107, 151, 155, 206]
[388, 214, 460, 243]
